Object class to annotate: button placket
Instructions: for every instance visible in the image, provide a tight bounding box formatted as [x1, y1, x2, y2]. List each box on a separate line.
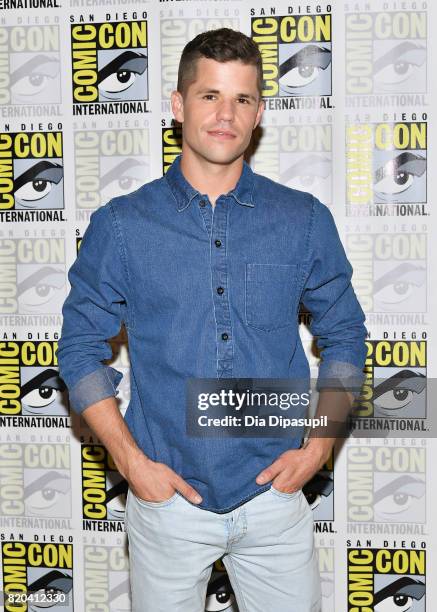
[210, 198, 233, 377]
[198, 196, 213, 236]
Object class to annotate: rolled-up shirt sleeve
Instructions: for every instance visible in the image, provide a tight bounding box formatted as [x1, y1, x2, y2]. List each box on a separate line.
[57, 202, 128, 414]
[301, 196, 368, 395]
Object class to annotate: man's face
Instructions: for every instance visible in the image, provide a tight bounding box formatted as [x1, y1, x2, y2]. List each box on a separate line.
[171, 58, 264, 166]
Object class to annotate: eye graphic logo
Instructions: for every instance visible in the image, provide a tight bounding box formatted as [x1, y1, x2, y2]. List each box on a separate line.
[251, 15, 332, 98]
[84, 544, 131, 611]
[1, 542, 73, 611]
[345, 232, 427, 315]
[0, 132, 64, 212]
[74, 128, 149, 209]
[347, 548, 425, 612]
[205, 566, 237, 612]
[355, 340, 426, 420]
[162, 126, 182, 174]
[345, 11, 427, 96]
[346, 122, 427, 214]
[270, 123, 332, 206]
[0, 442, 72, 519]
[17, 262, 66, 316]
[0, 25, 61, 106]
[316, 546, 335, 612]
[347, 445, 426, 524]
[373, 123, 427, 206]
[0, 237, 67, 315]
[71, 21, 148, 105]
[82, 444, 128, 524]
[0, 341, 69, 418]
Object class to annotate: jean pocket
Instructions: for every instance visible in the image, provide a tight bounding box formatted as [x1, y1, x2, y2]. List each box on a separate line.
[245, 263, 298, 331]
[270, 485, 301, 499]
[132, 490, 179, 508]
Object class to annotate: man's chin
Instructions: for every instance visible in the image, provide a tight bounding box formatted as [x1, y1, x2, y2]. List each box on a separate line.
[200, 149, 245, 166]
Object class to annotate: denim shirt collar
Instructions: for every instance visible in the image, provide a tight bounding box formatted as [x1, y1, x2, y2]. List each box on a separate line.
[165, 154, 255, 212]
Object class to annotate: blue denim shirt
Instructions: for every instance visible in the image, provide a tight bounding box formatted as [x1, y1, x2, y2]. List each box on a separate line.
[57, 154, 367, 513]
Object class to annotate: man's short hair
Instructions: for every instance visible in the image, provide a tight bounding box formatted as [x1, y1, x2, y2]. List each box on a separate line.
[177, 28, 263, 98]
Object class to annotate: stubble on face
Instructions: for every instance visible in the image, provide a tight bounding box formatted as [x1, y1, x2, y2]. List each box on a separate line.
[173, 58, 264, 169]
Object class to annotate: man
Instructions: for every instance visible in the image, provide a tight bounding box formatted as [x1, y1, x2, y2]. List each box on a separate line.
[58, 29, 367, 611]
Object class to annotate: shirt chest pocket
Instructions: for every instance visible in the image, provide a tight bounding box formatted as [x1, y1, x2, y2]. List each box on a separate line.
[245, 263, 298, 332]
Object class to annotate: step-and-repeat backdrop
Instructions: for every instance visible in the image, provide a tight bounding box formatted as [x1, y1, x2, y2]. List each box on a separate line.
[0, 1, 435, 610]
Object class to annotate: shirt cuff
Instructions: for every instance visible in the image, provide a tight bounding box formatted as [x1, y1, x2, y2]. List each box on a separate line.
[68, 366, 123, 414]
[316, 359, 365, 398]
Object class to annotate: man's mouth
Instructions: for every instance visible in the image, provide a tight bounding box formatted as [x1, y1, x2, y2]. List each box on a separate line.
[207, 130, 237, 139]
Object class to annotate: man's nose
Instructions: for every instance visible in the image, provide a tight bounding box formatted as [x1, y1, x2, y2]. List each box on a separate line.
[216, 98, 235, 122]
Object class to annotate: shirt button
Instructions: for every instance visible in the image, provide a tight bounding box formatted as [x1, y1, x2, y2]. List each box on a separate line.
[217, 287, 224, 295]
[199, 200, 206, 207]
[215, 239, 222, 247]
[221, 332, 229, 341]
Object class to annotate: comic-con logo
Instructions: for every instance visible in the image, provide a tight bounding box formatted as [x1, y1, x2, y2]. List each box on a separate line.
[347, 547, 425, 611]
[205, 559, 237, 612]
[74, 127, 148, 210]
[162, 125, 182, 174]
[355, 340, 426, 420]
[252, 122, 332, 206]
[2, 542, 73, 611]
[0, 237, 66, 317]
[71, 20, 148, 108]
[84, 544, 130, 610]
[317, 544, 335, 612]
[345, 231, 427, 315]
[160, 16, 239, 104]
[345, 11, 427, 96]
[0, 442, 71, 519]
[347, 444, 425, 524]
[346, 120, 427, 216]
[251, 13, 332, 101]
[0, 131, 64, 217]
[0, 341, 69, 419]
[81, 444, 127, 527]
[0, 25, 61, 106]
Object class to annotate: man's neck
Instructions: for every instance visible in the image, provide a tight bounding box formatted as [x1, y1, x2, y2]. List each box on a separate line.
[180, 150, 244, 208]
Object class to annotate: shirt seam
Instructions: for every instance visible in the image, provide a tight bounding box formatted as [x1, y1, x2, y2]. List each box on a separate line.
[108, 201, 135, 332]
[298, 193, 317, 300]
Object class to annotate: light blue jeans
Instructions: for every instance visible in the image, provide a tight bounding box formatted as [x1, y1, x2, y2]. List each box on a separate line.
[125, 486, 322, 611]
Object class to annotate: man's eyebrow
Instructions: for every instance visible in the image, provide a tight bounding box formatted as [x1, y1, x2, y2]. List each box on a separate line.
[196, 88, 257, 101]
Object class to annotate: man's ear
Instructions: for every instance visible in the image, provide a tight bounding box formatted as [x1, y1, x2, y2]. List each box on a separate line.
[254, 98, 265, 130]
[171, 90, 184, 123]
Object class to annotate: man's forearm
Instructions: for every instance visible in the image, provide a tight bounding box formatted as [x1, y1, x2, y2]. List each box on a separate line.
[304, 388, 354, 465]
[81, 396, 148, 480]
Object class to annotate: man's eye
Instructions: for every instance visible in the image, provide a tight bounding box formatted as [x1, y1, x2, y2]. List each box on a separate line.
[203, 94, 216, 100]
[238, 98, 249, 104]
